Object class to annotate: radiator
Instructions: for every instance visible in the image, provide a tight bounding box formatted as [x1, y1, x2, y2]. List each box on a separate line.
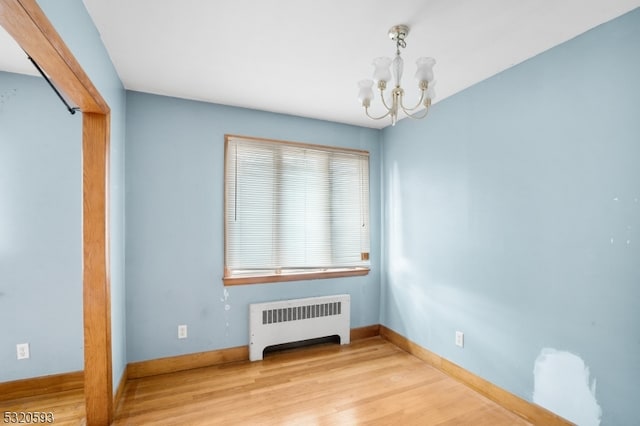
[249, 294, 351, 361]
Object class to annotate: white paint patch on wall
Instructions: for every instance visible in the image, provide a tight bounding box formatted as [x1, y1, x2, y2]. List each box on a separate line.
[220, 288, 231, 337]
[533, 348, 602, 426]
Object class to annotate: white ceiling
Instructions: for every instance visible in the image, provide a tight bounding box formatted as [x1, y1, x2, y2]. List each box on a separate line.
[2, 1, 639, 128]
[0, 26, 37, 77]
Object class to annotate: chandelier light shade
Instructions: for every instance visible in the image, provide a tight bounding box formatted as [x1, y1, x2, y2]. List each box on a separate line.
[358, 25, 436, 126]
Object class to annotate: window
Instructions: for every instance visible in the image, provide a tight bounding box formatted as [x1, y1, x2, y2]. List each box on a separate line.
[224, 135, 370, 285]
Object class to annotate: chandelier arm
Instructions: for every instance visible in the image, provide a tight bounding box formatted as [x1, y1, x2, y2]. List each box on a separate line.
[365, 105, 393, 121]
[400, 104, 431, 120]
[378, 88, 393, 112]
[400, 89, 426, 112]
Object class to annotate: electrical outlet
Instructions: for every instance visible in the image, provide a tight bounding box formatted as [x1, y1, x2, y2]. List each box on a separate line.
[455, 331, 464, 348]
[178, 325, 188, 339]
[16, 343, 30, 360]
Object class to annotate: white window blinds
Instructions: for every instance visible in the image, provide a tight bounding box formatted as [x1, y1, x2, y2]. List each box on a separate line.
[224, 135, 370, 281]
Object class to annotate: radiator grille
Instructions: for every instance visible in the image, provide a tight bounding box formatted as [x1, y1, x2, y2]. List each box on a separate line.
[262, 302, 342, 325]
[250, 294, 350, 361]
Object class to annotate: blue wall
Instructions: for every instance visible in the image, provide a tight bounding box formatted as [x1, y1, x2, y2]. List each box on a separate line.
[125, 92, 381, 362]
[3, 3, 639, 424]
[0, 71, 82, 381]
[0, 0, 128, 391]
[381, 9, 640, 426]
[37, 0, 128, 392]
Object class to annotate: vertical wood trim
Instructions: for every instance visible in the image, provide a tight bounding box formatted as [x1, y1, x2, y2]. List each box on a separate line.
[83, 112, 112, 425]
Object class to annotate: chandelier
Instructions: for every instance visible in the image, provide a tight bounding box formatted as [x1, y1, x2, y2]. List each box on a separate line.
[358, 25, 436, 126]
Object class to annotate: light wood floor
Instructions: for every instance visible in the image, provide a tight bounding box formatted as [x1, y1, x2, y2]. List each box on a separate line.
[1, 388, 85, 425]
[2, 338, 531, 425]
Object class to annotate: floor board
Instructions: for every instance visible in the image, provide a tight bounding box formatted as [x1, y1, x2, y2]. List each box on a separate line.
[0, 388, 85, 425]
[1, 338, 531, 425]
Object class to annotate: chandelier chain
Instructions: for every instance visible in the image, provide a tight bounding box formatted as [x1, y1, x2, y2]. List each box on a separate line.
[393, 31, 407, 54]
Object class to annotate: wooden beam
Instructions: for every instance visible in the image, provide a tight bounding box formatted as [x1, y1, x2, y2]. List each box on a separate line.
[0, 1, 112, 425]
[0, 0, 108, 113]
[83, 112, 112, 425]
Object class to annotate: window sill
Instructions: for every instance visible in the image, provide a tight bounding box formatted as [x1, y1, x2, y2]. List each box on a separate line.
[223, 267, 370, 286]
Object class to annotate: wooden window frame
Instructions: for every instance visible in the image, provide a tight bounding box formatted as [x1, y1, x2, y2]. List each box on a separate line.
[0, 1, 112, 424]
[224, 267, 370, 286]
[223, 134, 371, 286]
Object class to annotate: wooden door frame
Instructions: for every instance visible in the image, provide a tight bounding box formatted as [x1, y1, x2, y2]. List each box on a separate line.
[0, 1, 113, 424]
